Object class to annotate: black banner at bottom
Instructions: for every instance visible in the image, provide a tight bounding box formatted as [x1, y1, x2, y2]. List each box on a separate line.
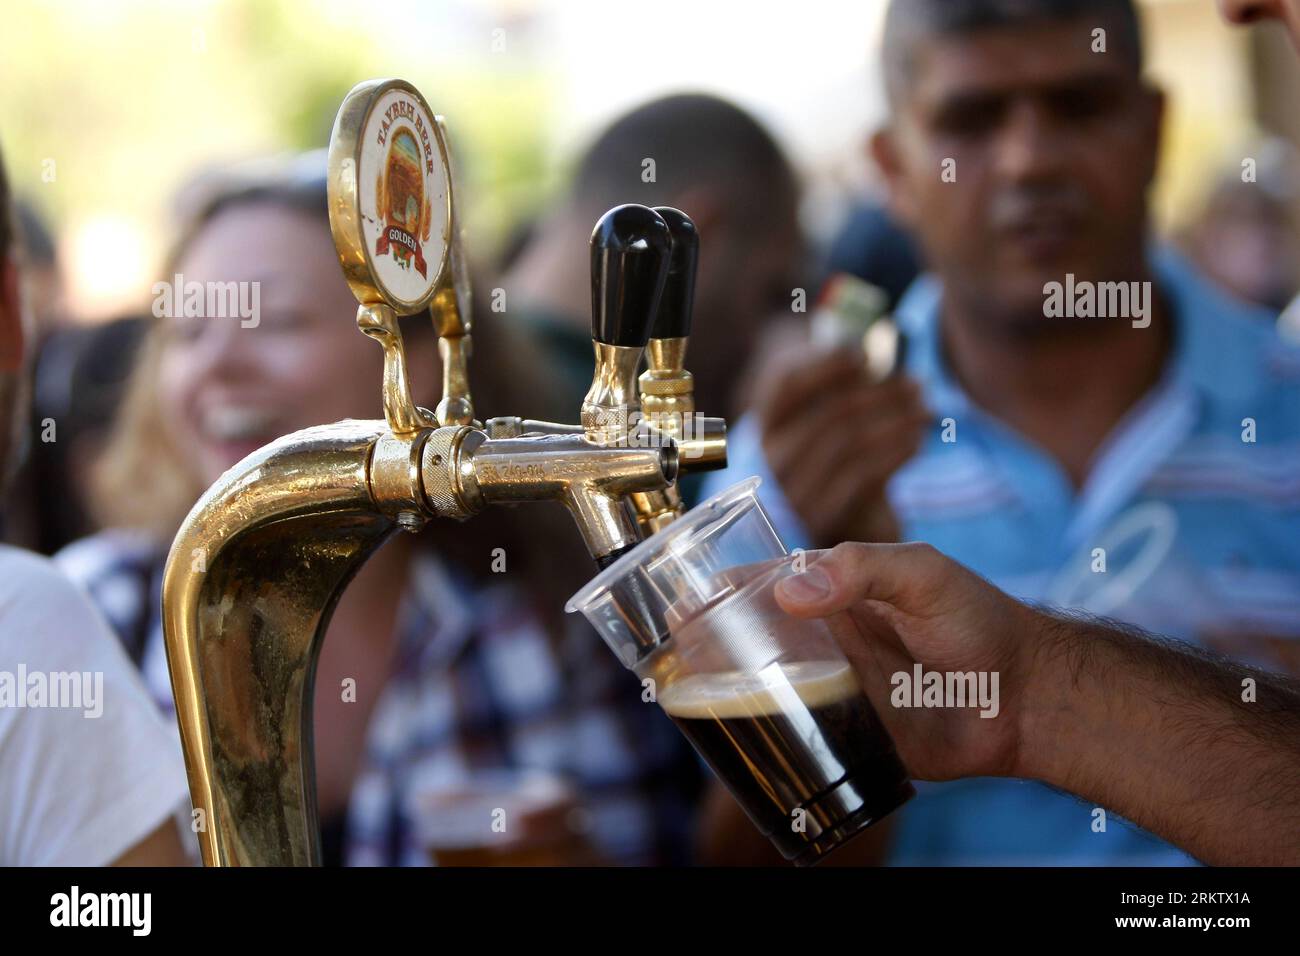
[0, 866, 1286, 942]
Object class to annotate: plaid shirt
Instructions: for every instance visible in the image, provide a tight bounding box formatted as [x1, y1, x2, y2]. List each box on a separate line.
[56, 530, 704, 866]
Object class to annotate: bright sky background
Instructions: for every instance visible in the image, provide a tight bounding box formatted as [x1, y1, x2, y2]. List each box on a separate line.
[0, 0, 1256, 320]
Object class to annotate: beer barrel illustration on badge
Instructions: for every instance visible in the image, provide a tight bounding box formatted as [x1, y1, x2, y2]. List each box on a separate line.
[374, 125, 433, 277]
[328, 79, 452, 314]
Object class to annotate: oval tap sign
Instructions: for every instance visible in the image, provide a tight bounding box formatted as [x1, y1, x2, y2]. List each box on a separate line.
[328, 79, 452, 314]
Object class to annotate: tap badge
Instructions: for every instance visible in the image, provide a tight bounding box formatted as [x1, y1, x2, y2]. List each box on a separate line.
[329, 79, 451, 313]
[359, 85, 448, 302]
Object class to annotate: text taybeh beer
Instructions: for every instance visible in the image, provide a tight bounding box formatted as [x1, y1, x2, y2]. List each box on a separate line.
[375, 96, 437, 174]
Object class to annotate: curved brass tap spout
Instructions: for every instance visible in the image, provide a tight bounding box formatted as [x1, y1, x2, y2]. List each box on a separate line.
[162, 419, 396, 867]
[160, 414, 676, 865]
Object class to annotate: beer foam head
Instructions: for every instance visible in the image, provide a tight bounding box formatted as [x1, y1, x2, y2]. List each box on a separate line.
[659, 660, 860, 720]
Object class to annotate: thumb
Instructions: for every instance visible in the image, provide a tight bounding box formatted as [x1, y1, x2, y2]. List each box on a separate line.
[775, 542, 941, 618]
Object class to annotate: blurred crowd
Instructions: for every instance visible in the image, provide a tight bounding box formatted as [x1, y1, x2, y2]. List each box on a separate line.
[1, 0, 1298, 867]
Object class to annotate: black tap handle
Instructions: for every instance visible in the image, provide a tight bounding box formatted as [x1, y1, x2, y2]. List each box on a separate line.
[650, 207, 698, 340]
[590, 204, 671, 347]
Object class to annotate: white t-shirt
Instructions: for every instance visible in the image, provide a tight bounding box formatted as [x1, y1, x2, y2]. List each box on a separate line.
[0, 545, 189, 865]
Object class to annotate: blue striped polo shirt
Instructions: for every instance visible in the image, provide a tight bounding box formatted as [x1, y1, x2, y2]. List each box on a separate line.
[703, 252, 1300, 865]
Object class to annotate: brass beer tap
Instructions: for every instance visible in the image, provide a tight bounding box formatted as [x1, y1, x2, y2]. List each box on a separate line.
[160, 78, 726, 866]
[429, 115, 476, 428]
[490, 207, 726, 535]
[629, 207, 726, 534]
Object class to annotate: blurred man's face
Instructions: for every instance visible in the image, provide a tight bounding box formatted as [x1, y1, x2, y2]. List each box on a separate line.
[1219, 0, 1300, 47]
[874, 18, 1163, 332]
[692, 186, 802, 413]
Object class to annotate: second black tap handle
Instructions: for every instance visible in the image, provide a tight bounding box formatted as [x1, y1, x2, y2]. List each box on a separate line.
[590, 204, 672, 348]
[650, 207, 698, 340]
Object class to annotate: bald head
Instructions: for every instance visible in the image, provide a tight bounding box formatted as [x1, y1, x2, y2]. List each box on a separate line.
[570, 93, 796, 222]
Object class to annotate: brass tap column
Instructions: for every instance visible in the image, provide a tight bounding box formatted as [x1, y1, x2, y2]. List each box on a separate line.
[581, 204, 670, 445]
[630, 207, 726, 533]
[430, 116, 476, 428]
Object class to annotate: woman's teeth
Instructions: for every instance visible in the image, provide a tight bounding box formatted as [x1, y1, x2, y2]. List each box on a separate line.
[202, 407, 277, 442]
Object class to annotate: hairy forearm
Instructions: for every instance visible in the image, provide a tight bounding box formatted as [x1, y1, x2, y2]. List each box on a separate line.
[1017, 609, 1300, 865]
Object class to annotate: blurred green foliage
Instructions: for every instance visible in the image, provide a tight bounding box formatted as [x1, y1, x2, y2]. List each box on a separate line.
[0, 0, 556, 291]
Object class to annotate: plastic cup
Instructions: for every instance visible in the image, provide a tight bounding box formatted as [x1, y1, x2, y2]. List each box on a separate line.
[567, 478, 914, 865]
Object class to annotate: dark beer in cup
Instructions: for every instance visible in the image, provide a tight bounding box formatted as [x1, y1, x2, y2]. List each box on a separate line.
[661, 660, 912, 862]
